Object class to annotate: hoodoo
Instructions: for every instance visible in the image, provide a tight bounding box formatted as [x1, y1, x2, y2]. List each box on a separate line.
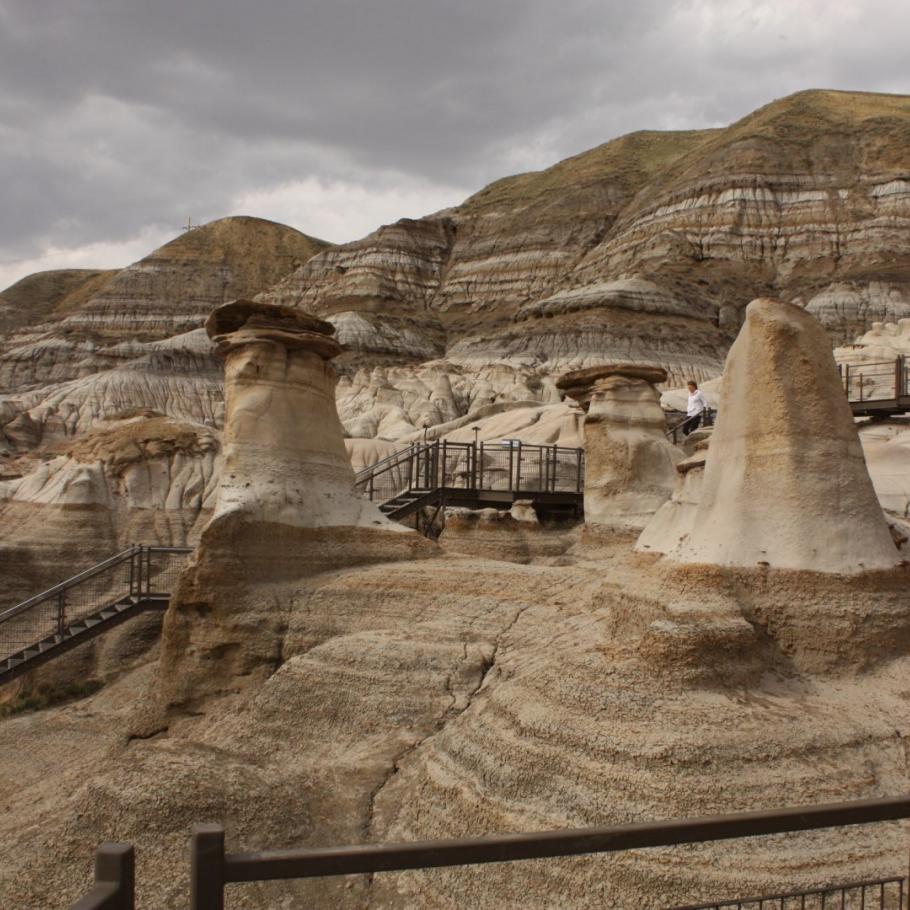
[204, 299, 400, 531]
[557, 362, 680, 530]
[669, 298, 901, 573]
[155, 300, 430, 711]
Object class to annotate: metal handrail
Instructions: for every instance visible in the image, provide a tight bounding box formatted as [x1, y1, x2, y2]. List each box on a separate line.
[0, 546, 140, 624]
[353, 442, 425, 484]
[0, 546, 194, 626]
[188, 794, 910, 909]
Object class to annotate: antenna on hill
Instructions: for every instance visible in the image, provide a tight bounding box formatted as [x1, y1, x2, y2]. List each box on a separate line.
[183, 217, 200, 232]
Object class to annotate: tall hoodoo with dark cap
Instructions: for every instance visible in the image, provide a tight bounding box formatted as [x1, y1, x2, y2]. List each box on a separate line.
[153, 301, 430, 714]
[204, 299, 398, 530]
[557, 362, 680, 530]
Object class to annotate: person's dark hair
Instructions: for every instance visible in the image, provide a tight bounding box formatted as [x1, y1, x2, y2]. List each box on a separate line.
[687, 380, 698, 388]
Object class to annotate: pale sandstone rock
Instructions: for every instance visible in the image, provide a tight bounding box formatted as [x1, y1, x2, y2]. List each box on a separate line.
[807, 284, 910, 342]
[558, 363, 680, 530]
[2, 532, 910, 909]
[203, 300, 398, 531]
[636, 443, 708, 555]
[859, 420, 910, 518]
[670, 299, 901, 572]
[155, 301, 432, 713]
[438, 504, 576, 564]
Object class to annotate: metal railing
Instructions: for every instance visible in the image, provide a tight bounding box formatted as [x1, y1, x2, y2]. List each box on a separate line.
[0, 545, 191, 668]
[668, 876, 905, 909]
[667, 408, 716, 445]
[185, 795, 910, 910]
[69, 844, 134, 910]
[840, 355, 909, 405]
[355, 440, 585, 506]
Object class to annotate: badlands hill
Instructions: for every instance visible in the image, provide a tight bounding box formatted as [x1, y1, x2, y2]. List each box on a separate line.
[1, 90, 909, 600]
[261, 88, 910, 377]
[2, 89, 910, 454]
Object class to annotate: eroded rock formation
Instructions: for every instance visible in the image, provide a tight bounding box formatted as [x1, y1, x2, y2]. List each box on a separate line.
[155, 301, 431, 713]
[558, 363, 679, 530]
[668, 299, 901, 572]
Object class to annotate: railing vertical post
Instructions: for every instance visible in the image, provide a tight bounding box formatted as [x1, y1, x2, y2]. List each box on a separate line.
[552, 444, 558, 491]
[845, 363, 850, 397]
[440, 439, 447, 489]
[478, 441, 485, 491]
[515, 441, 522, 493]
[471, 440, 477, 490]
[57, 589, 66, 639]
[576, 449, 583, 494]
[859, 371, 864, 402]
[368, 473, 375, 502]
[128, 547, 136, 597]
[897, 356, 904, 399]
[191, 824, 226, 910]
[94, 843, 135, 910]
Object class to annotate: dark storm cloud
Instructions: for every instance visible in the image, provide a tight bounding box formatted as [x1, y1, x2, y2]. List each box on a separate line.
[0, 0, 908, 282]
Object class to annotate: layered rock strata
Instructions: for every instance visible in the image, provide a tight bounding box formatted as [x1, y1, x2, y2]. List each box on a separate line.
[669, 299, 901, 572]
[558, 363, 680, 530]
[0, 217, 329, 452]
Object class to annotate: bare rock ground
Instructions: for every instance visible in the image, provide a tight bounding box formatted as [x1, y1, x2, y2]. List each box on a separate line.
[1, 532, 909, 909]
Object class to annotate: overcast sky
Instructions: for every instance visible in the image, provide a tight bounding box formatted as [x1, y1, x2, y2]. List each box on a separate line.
[1, 0, 908, 288]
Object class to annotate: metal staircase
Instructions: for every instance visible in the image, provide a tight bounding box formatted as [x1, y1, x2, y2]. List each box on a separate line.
[0, 545, 190, 686]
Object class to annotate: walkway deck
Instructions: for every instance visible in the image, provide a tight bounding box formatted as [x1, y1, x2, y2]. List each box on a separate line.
[355, 440, 584, 527]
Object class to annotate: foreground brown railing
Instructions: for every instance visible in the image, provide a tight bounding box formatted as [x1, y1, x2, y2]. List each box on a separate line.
[69, 844, 133, 910]
[184, 795, 910, 910]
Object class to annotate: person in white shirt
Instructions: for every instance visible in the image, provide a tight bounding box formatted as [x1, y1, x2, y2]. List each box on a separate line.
[683, 380, 709, 436]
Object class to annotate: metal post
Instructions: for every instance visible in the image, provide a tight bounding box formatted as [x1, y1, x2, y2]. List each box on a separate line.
[441, 439, 447, 489]
[57, 589, 66, 639]
[191, 824, 226, 910]
[478, 441, 485, 491]
[515, 441, 522, 492]
[897, 356, 904, 399]
[576, 450, 583, 493]
[859, 371, 864, 402]
[845, 363, 850, 397]
[97, 843, 134, 910]
[368, 473, 375, 501]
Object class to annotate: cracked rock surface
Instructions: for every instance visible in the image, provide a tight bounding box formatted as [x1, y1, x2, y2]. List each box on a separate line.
[1, 534, 910, 909]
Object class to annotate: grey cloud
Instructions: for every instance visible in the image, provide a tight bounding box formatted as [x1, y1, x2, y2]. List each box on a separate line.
[0, 0, 908, 266]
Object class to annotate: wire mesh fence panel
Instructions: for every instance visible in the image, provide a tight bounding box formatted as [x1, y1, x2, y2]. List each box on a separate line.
[0, 546, 192, 665]
[0, 550, 135, 660]
[477, 444, 516, 491]
[354, 446, 416, 501]
[440, 444, 474, 489]
[145, 548, 191, 596]
[842, 360, 900, 402]
[672, 878, 905, 910]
